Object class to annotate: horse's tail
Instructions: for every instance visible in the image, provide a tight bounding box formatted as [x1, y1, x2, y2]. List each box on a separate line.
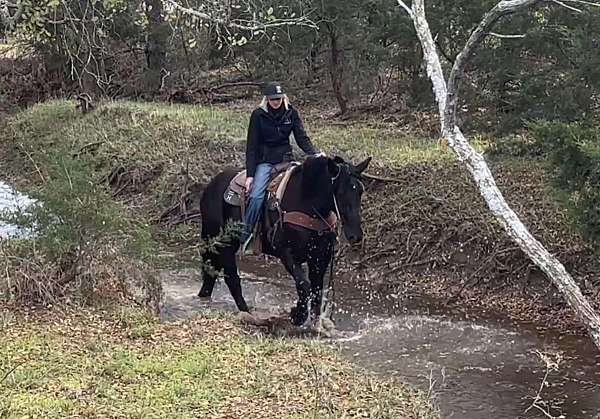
[200, 169, 238, 239]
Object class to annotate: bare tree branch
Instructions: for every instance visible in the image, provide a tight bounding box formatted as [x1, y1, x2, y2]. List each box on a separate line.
[524, 351, 563, 418]
[444, 0, 541, 134]
[396, 0, 414, 18]
[551, 0, 584, 12]
[487, 31, 526, 38]
[0, 362, 23, 384]
[560, 0, 600, 7]
[164, 0, 317, 32]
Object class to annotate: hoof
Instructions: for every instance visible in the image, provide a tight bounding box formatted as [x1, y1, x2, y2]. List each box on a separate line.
[237, 311, 257, 324]
[238, 303, 252, 313]
[197, 288, 212, 298]
[290, 306, 309, 327]
[197, 295, 212, 302]
[315, 317, 341, 338]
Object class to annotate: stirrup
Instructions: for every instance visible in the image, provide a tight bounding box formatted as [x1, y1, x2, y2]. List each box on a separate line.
[239, 232, 254, 255]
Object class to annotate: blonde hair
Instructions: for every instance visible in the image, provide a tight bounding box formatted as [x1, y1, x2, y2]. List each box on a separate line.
[259, 94, 290, 111]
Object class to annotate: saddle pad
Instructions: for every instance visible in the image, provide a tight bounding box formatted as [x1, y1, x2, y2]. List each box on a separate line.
[223, 162, 299, 207]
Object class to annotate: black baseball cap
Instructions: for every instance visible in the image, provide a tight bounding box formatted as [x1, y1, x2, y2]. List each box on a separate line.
[262, 82, 285, 99]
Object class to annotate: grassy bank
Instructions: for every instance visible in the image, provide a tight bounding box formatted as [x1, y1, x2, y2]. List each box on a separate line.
[0, 99, 450, 190]
[0, 303, 437, 418]
[0, 99, 446, 223]
[0, 98, 597, 331]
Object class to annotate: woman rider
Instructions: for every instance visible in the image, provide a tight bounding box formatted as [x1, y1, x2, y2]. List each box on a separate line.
[240, 82, 323, 252]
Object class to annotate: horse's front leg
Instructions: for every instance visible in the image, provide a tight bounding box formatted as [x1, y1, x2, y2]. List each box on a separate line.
[307, 241, 334, 322]
[198, 250, 220, 299]
[281, 250, 311, 326]
[221, 246, 250, 312]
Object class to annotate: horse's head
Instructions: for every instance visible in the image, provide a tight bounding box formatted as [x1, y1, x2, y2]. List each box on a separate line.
[328, 156, 371, 244]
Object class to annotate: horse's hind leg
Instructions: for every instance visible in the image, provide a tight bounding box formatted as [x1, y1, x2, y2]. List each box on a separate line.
[221, 247, 250, 312]
[198, 251, 220, 299]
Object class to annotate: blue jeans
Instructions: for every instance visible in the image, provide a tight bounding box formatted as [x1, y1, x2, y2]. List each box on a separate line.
[241, 163, 273, 242]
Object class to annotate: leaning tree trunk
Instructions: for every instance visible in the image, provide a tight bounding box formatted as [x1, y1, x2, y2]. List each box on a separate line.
[144, 0, 169, 93]
[327, 24, 348, 115]
[398, 0, 600, 350]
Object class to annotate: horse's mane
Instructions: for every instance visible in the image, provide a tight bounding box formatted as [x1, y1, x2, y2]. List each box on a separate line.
[301, 157, 327, 194]
[300, 157, 334, 212]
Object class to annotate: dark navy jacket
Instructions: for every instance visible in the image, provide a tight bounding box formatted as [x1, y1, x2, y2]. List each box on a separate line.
[245, 104, 317, 177]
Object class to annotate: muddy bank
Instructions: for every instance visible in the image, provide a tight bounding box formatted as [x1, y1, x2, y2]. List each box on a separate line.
[336, 160, 599, 334]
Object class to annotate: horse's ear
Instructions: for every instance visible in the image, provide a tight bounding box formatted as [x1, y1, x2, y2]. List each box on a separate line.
[333, 156, 345, 164]
[354, 157, 372, 174]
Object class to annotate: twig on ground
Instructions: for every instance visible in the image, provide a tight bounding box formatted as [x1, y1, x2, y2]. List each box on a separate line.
[1, 362, 24, 384]
[362, 172, 404, 183]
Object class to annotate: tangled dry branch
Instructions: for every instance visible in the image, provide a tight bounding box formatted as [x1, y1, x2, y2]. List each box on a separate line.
[164, 0, 317, 33]
[0, 0, 24, 28]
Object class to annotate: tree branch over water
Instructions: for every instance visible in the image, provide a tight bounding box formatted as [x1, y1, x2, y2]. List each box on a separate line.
[395, 0, 600, 351]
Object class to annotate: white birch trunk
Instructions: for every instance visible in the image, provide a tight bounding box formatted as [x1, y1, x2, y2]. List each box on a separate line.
[401, 0, 600, 350]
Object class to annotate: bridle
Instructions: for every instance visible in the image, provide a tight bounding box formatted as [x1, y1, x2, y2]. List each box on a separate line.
[319, 162, 366, 330]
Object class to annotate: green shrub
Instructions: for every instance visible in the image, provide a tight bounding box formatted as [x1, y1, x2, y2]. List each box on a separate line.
[529, 120, 600, 249]
[0, 104, 155, 303]
[487, 132, 547, 158]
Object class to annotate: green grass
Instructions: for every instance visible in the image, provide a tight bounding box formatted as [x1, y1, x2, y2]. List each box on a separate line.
[0, 305, 438, 418]
[0, 99, 449, 188]
[1, 100, 246, 181]
[0, 100, 252, 243]
[315, 124, 452, 165]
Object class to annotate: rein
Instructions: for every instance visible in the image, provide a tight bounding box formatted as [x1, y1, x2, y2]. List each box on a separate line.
[319, 168, 343, 330]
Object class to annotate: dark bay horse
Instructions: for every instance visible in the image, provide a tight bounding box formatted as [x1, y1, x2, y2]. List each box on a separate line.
[198, 156, 371, 325]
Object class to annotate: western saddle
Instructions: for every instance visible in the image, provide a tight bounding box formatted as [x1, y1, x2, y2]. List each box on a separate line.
[223, 162, 338, 239]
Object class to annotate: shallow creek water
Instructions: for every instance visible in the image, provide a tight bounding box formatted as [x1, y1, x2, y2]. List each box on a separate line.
[160, 258, 600, 419]
[0, 181, 36, 238]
